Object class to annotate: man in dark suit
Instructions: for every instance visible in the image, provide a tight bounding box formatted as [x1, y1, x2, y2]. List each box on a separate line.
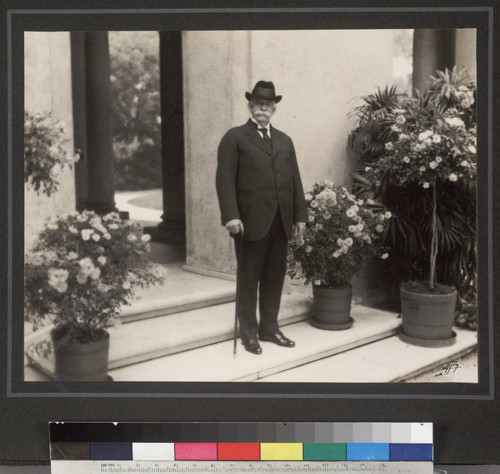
[216, 80, 307, 355]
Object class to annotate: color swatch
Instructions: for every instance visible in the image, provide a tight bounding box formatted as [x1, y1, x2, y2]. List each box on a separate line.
[50, 422, 433, 462]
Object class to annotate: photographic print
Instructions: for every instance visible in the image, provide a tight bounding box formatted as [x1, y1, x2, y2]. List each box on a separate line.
[2, 1, 499, 466]
[23, 28, 478, 384]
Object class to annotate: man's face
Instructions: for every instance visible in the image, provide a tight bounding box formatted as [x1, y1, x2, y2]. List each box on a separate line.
[249, 99, 276, 126]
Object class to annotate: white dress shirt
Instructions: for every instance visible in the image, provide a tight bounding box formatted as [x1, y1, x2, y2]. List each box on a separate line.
[251, 118, 271, 139]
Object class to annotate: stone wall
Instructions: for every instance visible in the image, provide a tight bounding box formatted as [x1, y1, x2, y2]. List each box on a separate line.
[183, 29, 395, 276]
[24, 32, 76, 252]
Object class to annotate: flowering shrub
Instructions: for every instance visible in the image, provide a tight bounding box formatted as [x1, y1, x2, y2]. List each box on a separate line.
[364, 107, 477, 190]
[24, 210, 167, 347]
[24, 110, 76, 196]
[288, 181, 391, 289]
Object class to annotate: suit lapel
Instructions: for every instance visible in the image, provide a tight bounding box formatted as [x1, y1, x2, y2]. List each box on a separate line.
[246, 120, 272, 156]
[271, 125, 282, 159]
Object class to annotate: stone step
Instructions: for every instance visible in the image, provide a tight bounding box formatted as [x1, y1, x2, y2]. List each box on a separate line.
[260, 326, 478, 383]
[108, 305, 402, 382]
[26, 291, 314, 377]
[117, 263, 236, 323]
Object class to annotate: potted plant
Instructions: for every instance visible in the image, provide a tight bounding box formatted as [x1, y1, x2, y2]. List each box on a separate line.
[24, 110, 77, 196]
[24, 210, 167, 381]
[363, 85, 476, 346]
[288, 181, 391, 330]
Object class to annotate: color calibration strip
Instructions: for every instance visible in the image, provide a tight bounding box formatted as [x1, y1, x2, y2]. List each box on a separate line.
[50, 422, 433, 462]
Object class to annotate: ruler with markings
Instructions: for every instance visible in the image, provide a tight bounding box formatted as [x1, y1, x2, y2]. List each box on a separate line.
[51, 460, 434, 473]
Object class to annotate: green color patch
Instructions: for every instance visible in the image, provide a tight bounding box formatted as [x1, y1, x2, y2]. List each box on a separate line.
[303, 443, 346, 461]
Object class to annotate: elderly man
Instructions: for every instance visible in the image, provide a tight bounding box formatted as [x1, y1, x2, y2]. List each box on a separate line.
[216, 80, 307, 355]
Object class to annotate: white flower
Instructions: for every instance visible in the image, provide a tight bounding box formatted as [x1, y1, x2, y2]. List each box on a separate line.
[141, 234, 151, 242]
[323, 212, 331, 220]
[384, 211, 392, 219]
[418, 130, 433, 141]
[67, 251, 78, 261]
[314, 280, 321, 286]
[398, 133, 410, 142]
[348, 225, 355, 232]
[90, 268, 101, 280]
[414, 143, 425, 152]
[468, 145, 477, 154]
[395, 115, 406, 125]
[423, 182, 430, 189]
[337, 238, 343, 246]
[420, 166, 426, 172]
[122, 281, 131, 290]
[97, 282, 111, 292]
[390, 125, 400, 132]
[89, 216, 102, 228]
[432, 134, 442, 144]
[366, 198, 375, 205]
[460, 160, 469, 167]
[81, 229, 93, 241]
[68, 225, 78, 234]
[304, 193, 313, 202]
[376, 224, 384, 233]
[345, 237, 353, 246]
[79, 257, 95, 275]
[381, 253, 389, 260]
[97, 256, 107, 265]
[310, 200, 319, 208]
[314, 223, 323, 231]
[436, 156, 442, 163]
[365, 166, 372, 172]
[403, 156, 410, 163]
[429, 161, 438, 169]
[346, 208, 356, 218]
[308, 215, 315, 222]
[385, 142, 394, 150]
[127, 234, 138, 242]
[449, 173, 458, 182]
[305, 246, 312, 254]
[445, 117, 465, 128]
[76, 213, 89, 223]
[332, 251, 341, 258]
[76, 272, 88, 284]
[103, 233, 111, 240]
[92, 233, 101, 242]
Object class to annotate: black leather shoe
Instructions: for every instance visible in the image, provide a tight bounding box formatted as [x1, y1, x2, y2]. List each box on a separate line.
[259, 331, 295, 347]
[242, 337, 262, 355]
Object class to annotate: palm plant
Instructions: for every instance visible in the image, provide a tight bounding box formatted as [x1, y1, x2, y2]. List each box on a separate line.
[348, 68, 477, 302]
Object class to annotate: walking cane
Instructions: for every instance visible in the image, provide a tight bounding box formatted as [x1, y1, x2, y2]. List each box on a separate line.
[233, 227, 244, 357]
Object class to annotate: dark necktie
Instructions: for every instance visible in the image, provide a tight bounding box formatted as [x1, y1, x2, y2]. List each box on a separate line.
[258, 127, 271, 144]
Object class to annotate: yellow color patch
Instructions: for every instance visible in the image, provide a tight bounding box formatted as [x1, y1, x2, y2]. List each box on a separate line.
[260, 443, 303, 460]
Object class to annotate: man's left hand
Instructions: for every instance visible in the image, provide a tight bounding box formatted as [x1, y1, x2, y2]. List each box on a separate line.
[293, 222, 306, 246]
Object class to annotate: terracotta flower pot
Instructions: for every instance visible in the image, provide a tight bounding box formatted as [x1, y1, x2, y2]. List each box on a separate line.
[311, 285, 354, 330]
[51, 328, 110, 381]
[399, 286, 457, 347]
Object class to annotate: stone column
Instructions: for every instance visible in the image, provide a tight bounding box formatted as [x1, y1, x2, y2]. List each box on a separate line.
[413, 29, 456, 94]
[70, 32, 88, 212]
[455, 29, 477, 83]
[148, 31, 186, 245]
[83, 32, 116, 214]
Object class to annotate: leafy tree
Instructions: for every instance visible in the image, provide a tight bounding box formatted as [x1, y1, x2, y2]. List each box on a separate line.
[109, 32, 162, 190]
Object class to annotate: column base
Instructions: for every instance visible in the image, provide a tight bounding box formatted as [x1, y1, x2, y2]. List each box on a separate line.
[144, 218, 186, 246]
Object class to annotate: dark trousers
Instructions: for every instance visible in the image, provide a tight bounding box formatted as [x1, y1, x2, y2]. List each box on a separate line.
[234, 209, 288, 341]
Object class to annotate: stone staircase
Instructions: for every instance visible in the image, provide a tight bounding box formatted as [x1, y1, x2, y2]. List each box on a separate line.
[24, 263, 477, 383]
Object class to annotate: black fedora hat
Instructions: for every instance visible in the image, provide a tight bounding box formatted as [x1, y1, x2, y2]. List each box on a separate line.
[245, 80, 282, 103]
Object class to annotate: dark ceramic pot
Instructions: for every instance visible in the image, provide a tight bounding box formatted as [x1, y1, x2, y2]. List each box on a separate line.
[311, 285, 354, 330]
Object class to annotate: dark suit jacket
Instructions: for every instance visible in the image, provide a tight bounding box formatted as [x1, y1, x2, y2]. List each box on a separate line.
[216, 119, 307, 241]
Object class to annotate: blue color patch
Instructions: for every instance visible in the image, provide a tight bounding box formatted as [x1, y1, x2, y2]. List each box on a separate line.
[346, 443, 389, 461]
[90, 442, 133, 460]
[390, 443, 433, 461]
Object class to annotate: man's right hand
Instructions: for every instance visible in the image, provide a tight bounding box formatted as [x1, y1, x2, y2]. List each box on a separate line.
[225, 219, 244, 235]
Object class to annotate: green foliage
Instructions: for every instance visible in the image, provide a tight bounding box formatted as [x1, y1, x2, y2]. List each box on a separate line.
[348, 67, 477, 306]
[24, 210, 167, 349]
[288, 181, 390, 289]
[24, 110, 74, 196]
[109, 32, 162, 190]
